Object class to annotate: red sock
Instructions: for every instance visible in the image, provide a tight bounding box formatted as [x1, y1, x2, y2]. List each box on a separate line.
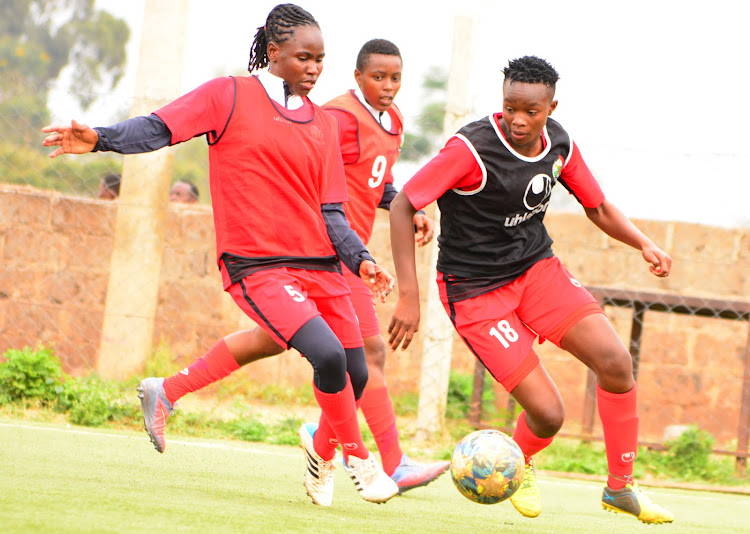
[597, 384, 638, 489]
[512, 410, 554, 464]
[360, 386, 402, 475]
[313, 415, 339, 461]
[313, 379, 368, 462]
[162, 339, 240, 404]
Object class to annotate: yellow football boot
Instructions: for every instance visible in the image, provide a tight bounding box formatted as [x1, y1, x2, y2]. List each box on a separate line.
[602, 482, 675, 524]
[509, 458, 542, 518]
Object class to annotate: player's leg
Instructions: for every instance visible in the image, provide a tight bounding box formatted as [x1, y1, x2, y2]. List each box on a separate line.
[287, 315, 364, 505]
[520, 257, 673, 523]
[561, 316, 673, 523]
[138, 328, 284, 453]
[506, 360, 565, 518]
[439, 274, 553, 517]
[356, 334, 402, 470]
[344, 266, 449, 490]
[359, 333, 451, 492]
[287, 270, 398, 504]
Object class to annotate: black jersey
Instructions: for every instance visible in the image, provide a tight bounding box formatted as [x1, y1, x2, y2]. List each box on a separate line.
[436, 116, 572, 294]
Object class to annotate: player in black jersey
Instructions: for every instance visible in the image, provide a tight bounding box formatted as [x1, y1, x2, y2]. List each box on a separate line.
[388, 56, 674, 524]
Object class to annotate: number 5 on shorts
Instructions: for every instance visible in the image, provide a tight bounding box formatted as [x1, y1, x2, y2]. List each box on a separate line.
[489, 320, 518, 349]
[284, 284, 305, 303]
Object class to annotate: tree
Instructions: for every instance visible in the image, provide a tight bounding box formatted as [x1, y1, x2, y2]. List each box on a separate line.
[400, 66, 447, 162]
[0, 0, 129, 144]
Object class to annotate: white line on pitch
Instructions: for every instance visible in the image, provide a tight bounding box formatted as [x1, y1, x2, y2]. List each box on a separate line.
[0, 421, 298, 457]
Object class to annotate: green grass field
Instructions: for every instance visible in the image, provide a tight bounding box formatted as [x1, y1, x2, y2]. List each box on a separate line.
[1, 420, 748, 534]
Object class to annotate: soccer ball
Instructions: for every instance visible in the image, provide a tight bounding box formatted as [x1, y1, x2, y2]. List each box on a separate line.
[450, 429, 525, 504]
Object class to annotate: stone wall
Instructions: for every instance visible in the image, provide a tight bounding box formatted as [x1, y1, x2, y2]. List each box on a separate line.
[1, 184, 748, 445]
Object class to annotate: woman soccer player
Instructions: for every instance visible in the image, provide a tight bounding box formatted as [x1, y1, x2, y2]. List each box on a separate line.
[130, 38, 449, 495]
[42, 3, 398, 506]
[388, 56, 674, 524]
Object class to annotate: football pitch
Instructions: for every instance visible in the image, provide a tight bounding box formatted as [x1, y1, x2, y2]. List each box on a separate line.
[1, 420, 747, 534]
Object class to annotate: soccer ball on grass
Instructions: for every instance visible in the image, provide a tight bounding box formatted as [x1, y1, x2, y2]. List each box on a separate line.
[450, 429, 525, 504]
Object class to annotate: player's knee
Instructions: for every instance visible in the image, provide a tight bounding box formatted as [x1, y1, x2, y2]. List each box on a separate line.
[342, 346, 367, 398]
[364, 335, 387, 371]
[594, 348, 634, 388]
[350, 368, 368, 399]
[539, 406, 565, 437]
[526, 402, 565, 438]
[314, 346, 347, 376]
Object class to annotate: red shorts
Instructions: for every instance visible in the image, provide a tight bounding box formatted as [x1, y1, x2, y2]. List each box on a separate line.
[226, 267, 363, 349]
[438, 256, 603, 391]
[341, 264, 380, 338]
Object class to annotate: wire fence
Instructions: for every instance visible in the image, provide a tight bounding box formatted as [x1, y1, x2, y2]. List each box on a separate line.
[468, 287, 750, 475]
[2, 92, 750, 479]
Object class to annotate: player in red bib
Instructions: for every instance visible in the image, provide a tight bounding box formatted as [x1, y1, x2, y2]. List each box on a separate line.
[388, 56, 674, 524]
[321, 39, 449, 491]
[232, 39, 448, 491]
[100, 38, 449, 494]
[42, 4, 399, 507]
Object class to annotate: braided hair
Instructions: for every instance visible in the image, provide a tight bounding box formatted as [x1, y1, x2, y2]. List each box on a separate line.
[502, 56, 559, 90]
[248, 4, 319, 73]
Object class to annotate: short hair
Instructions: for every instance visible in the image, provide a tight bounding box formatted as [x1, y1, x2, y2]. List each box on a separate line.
[186, 181, 199, 200]
[102, 172, 121, 195]
[179, 180, 199, 201]
[503, 56, 559, 90]
[356, 39, 401, 72]
[248, 4, 319, 72]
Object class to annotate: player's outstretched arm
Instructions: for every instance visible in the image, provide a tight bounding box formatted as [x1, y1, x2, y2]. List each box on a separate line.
[413, 212, 435, 247]
[41, 120, 98, 158]
[584, 199, 672, 277]
[359, 260, 395, 303]
[388, 191, 421, 350]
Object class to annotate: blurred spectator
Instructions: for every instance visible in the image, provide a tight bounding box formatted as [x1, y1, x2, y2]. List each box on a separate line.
[169, 180, 199, 203]
[98, 172, 121, 200]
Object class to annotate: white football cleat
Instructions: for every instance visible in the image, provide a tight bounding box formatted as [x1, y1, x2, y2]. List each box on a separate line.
[298, 422, 335, 506]
[344, 452, 399, 504]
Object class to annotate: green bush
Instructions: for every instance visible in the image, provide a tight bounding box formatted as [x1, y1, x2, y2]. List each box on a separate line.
[664, 426, 713, 476]
[69, 388, 111, 427]
[268, 416, 304, 446]
[637, 426, 736, 483]
[535, 440, 611, 475]
[55, 375, 123, 427]
[223, 416, 268, 442]
[445, 370, 496, 420]
[0, 346, 63, 403]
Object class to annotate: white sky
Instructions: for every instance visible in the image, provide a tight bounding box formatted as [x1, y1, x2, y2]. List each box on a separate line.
[49, 0, 750, 228]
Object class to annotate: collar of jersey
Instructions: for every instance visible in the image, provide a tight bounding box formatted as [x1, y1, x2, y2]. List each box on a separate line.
[352, 87, 392, 131]
[256, 69, 305, 110]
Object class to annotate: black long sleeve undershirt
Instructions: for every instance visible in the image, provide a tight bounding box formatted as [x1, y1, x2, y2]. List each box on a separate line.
[92, 115, 173, 153]
[321, 203, 375, 276]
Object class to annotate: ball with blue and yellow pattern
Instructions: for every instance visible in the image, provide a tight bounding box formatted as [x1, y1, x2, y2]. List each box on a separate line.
[450, 429, 525, 504]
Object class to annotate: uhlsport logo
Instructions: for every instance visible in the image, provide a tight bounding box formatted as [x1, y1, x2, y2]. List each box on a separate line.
[523, 173, 552, 210]
[505, 173, 552, 227]
[622, 451, 636, 462]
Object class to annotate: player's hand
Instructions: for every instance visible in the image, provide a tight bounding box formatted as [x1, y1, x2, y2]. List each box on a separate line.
[359, 260, 395, 303]
[41, 120, 98, 158]
[388, 295, 420, 350]
[642, 243, 672, 277]
[414, 213, 435, 247]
